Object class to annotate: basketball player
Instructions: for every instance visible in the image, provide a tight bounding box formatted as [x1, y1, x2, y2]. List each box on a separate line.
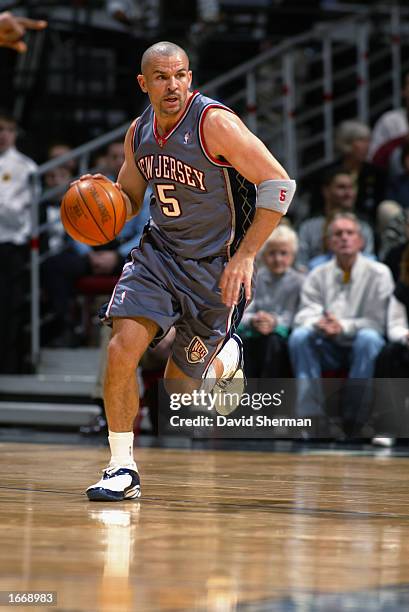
[84, 41, 296, 501]
[0, 12, 47, 53]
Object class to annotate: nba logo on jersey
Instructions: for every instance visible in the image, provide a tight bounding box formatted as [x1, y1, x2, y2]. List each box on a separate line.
[184, 131, 191, 144]
[185, 336, 208, 363]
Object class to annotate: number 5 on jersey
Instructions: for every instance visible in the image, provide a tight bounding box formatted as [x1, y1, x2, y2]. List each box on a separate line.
[155, 184, 182, 217]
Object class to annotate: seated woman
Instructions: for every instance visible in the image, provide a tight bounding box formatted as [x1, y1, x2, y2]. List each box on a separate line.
[238, 225, 304, 378]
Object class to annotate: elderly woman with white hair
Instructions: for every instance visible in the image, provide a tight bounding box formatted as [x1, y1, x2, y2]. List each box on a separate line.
[238, 225, 304, 378]
[309, 119, 385, 225]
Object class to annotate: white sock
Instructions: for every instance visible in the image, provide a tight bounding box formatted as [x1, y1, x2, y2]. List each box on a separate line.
[108, 431, 137, 470]
[216, 338, 240, 379]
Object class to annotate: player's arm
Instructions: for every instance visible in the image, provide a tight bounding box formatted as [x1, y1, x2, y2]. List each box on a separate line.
[117, 119, 147, 220]
[203, 109, 295, 307]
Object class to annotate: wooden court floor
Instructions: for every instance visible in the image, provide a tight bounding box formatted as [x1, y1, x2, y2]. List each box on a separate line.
[1, 442, 409, 611]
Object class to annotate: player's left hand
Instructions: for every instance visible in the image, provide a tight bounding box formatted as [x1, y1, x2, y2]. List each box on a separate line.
[219, 253, 254, 308]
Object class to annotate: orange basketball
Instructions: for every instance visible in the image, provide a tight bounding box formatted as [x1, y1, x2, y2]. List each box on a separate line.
[60, 178, 127, 246]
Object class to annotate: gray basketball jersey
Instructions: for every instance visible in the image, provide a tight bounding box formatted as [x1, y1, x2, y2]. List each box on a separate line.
[133, 92, 256, 259]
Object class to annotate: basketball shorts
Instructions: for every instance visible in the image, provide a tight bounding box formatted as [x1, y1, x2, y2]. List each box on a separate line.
[103, 229, 247, 378]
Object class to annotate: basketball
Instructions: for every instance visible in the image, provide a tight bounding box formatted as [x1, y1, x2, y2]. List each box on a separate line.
[60, 178, 127, 245]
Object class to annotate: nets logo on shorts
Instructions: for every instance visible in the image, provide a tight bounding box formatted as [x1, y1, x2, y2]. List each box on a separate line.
[185, 336, 209, 364]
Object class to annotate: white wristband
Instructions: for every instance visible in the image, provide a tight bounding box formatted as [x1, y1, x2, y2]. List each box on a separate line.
[256, 179, 296, 214]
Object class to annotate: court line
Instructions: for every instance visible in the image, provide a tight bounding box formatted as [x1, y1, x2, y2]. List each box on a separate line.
[0, 485, 409, 519]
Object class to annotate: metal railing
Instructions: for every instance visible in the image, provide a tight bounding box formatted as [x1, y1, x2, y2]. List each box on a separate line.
[29, 3, 409, 368]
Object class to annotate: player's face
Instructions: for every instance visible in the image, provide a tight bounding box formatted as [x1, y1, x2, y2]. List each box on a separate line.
[138, 54, 192, 118]
[263, 241, 295, 275]
[328, 219, 363, 257]
[0, 119, 17, 153]
[325, 175, 356, 210]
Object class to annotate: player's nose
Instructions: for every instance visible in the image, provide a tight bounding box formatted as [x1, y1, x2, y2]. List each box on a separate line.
[167, 76, 178, 90]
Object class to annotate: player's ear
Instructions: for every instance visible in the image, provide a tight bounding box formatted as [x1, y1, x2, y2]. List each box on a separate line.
[188, 70, 192, 88]
[137, 74, 147, 93]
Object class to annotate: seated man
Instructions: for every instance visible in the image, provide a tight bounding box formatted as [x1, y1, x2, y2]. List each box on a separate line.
[289, 212, 394, 434]
[297, 169, 374, 270]
[238, 224, 304, 377]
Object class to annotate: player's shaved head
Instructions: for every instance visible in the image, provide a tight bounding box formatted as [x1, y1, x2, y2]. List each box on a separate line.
[141, 41, 189, 74]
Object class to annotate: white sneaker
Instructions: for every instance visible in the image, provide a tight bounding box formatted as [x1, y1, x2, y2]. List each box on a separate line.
[86, 464, 141, 501]
[213, 334, 245, 416]
[372, 437, 395, 447]
[217, 335, 241, 379]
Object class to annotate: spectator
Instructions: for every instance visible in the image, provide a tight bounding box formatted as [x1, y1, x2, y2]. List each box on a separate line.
[289, 212, 394, 434]
[368, 72, 409, 169]
[238, 225, 304, 378]
[386, 140, 409, 209]
[380, 208, 409, 267]
[106, 0, 160, 31]
[372, 244, 409, 445]
[0, 110, 37, 372]
[41, 165, 73, 254]
[99, 141, 125, 180]
[47, 142, 77, 174]
[297, 169, 374, 269]
[309, 120, 385, 223]
[381, 243, 409, 369]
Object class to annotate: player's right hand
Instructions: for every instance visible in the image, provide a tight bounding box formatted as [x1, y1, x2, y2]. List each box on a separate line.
[219, 253, 254, 308]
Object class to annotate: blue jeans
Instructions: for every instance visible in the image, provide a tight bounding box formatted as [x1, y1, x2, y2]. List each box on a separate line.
[288, 327, 385, 418]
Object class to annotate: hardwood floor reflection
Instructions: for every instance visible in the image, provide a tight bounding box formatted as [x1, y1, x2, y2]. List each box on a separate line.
[1, 443, 409, 611]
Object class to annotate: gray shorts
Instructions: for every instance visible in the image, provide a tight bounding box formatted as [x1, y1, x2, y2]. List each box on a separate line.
[105, 229, 246, 378]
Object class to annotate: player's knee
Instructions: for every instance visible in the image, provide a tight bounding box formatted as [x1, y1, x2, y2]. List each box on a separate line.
[107, 332, 143, 370]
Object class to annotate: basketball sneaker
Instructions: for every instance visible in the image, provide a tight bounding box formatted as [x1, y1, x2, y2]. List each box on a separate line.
[371, 437, 395, 448]
[213, 334, 245, 416]
[86, 464, 141, 501]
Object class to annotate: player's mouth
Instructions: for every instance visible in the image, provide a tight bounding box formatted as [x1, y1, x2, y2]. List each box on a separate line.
[163, 96, 180, 105]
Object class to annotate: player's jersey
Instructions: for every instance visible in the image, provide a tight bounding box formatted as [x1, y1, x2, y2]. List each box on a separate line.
[133, 91, 256, 259]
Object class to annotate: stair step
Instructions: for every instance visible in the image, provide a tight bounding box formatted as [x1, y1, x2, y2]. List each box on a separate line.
[0, 375, 97, 397]
[0, 348, 101, 397]
[0, 401, 101, 427]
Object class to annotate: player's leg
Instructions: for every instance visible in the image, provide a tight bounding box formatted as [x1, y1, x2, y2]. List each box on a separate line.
[165, 330, 245, 416]
[104, 316, 159, 431]
[211, 334, 244, 381]
[207, 334, 245, 415]
[86, 316, 159, 502]
[164, 342, 243, 386]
